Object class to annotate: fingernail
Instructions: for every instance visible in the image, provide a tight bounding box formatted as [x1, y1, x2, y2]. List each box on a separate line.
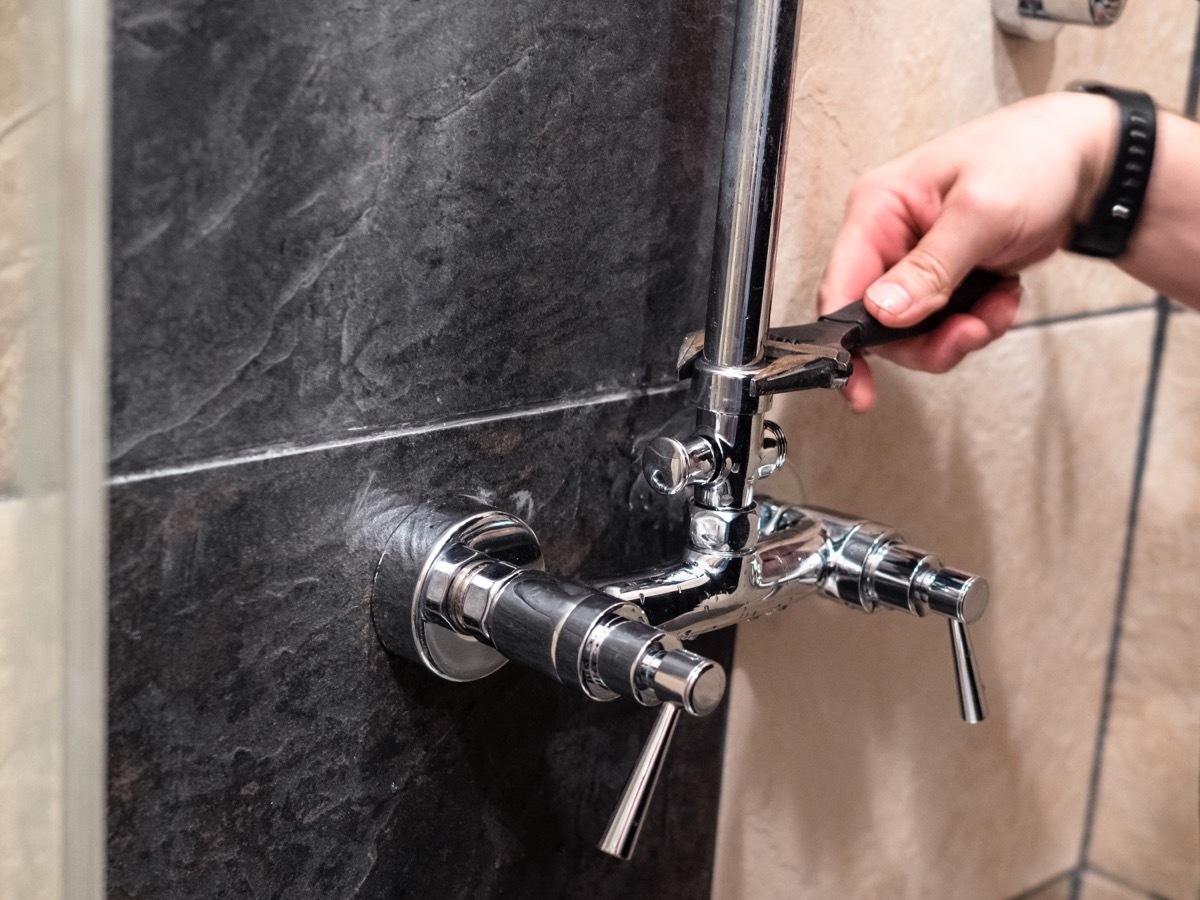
[866, 282, 911, 315]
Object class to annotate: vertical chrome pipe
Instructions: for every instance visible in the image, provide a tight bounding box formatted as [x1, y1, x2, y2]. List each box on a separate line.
[704, 0, 803, 369]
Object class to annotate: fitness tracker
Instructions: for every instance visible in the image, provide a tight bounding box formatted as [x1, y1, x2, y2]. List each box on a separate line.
[1067, 82, 1157, 259]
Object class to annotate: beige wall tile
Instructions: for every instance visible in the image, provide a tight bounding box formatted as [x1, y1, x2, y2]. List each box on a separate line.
[714, 312, 1155, 898]
[0, 497, 64, 900]
[1087, 311, 1200, 898]
[717, 1, 1198, 893]
[1019, 872, 1074, 900]
[0, 0, 46, 493]
[1078, 869, 1157, 900]
[770, 0, 1197, 333]
[0, 2, 75, 860]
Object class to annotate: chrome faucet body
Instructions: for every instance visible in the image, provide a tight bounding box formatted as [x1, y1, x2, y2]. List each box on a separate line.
[597, 499, 988, 644]
[371, 0, 992, 862]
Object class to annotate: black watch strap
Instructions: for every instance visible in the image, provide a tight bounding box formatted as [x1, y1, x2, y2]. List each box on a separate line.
[1067, 83, 1157, 259]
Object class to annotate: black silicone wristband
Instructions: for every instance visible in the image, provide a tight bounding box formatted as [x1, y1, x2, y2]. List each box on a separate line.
[1067, 83, 1157, 259]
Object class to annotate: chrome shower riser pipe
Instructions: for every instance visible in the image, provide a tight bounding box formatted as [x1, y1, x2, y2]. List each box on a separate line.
[704, 0, 802, 371]
[687, 0, 803, 525]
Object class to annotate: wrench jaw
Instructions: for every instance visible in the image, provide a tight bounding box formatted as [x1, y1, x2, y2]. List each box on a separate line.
[676, 270, 1005, 386]
[674, 269, 1006, 391]
[675, 331, 853, 396]
[751, 343, 852, 395]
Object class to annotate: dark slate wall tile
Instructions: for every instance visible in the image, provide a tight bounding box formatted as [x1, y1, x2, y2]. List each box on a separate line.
[110, 0, 736, 473]
[108, 395, 733, 899]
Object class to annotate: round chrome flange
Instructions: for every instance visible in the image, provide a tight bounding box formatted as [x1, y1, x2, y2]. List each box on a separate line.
[372, 498, 544, 682]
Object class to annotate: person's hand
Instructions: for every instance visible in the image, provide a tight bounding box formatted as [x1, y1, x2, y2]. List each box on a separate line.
[818, 91, 1116, 411]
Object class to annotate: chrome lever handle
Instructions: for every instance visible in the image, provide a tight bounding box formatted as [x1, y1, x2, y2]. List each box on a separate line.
[949, 619, 988, 723]
[795, 515, 992, 724]
[598, 641, 725, 858]
[598, 702, 682, 860]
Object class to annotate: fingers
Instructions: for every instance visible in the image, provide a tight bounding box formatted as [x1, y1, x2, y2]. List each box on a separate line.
[819, 154, 1027, 413]
[841, 354, 877, 413]
[863, 184, 1020, 328]
[838, 282, 1020, 411]
[819, 219, 890, 316]
[870, 280, 1021, 373]
[818, 175, 926, 316]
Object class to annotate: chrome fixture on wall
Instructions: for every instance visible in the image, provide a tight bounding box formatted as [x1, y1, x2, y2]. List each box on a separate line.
[372, 0, 992, 859]
[993, 0, 1127, 41]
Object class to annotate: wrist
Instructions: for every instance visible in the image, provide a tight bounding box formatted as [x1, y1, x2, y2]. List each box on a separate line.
[1059, 91, 1121, 229]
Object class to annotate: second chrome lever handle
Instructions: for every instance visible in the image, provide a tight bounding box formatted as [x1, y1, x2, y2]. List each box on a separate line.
[598, 653, 726, 859]
[950, 619, 988, 723]
[599, 702, 682, 860]
[803, 515, 992, 724]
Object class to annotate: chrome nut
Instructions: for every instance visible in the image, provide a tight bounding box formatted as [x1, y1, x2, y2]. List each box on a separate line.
[755, 420, 787, 479]
[688, 505, 759, 554]
[449, 558, 521, 639]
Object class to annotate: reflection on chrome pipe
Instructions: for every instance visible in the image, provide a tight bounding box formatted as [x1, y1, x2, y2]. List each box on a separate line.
[705, 0, 803, 369]
[598, 552, 768, 639]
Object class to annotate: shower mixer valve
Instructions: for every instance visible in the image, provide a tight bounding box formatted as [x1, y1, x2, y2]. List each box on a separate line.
[370, 269, 995, 860]
[371, 0, 996, 862]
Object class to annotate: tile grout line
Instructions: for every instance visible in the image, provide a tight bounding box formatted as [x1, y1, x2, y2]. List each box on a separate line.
[1082, 863, 1175, 900]
[1073, 15, 1200, 887]
[107, 382, 687, 487]
[1012, 300, 1158, 331]
[1073, 296, 1171, 883]
[1006, 866, 1077, 900]
[1186, 7, 1200, 117]
[106, 300, 1171, 491]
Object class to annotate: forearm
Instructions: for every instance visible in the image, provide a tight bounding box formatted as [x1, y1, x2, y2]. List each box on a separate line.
[1114, 112, 1200, 308]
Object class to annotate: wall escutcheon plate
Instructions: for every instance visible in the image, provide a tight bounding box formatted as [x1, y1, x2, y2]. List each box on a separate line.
[371, 499, 544, 682]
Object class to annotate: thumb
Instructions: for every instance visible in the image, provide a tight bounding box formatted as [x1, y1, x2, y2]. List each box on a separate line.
[864, 193, 1004, 327]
